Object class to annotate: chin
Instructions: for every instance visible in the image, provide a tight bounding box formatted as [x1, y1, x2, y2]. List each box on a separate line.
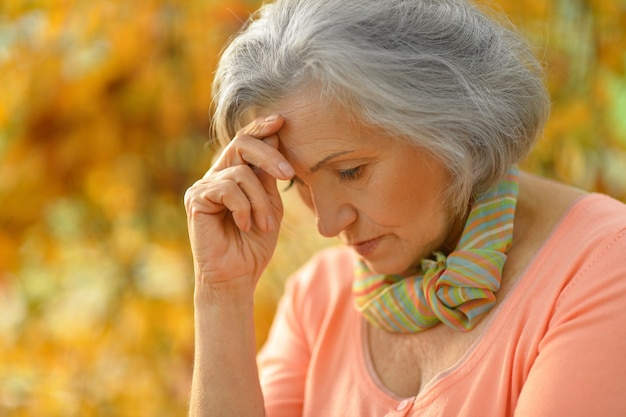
[359, 256, 416, 277]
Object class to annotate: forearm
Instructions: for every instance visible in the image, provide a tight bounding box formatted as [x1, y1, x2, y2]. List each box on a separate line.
[189, 282, 265, 417]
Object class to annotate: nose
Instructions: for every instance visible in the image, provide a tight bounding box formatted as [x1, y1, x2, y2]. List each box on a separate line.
[310, 189, 357, 238]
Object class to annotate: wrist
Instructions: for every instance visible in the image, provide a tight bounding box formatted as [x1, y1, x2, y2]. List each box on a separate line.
[193, 274, 256, 308]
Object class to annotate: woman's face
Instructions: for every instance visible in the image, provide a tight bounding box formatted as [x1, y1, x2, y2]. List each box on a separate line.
[268, 92, 463, 275]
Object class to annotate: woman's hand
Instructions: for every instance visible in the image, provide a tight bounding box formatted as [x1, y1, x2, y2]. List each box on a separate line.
[184, 114, 294, 292]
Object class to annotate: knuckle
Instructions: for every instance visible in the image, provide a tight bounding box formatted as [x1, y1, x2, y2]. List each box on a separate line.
[183, 189, 192, 208]
[183, 179, 215, 208]
[231, 129, 253, 145]
[183, 182, 200, 208]
[230, 164, 252, 177]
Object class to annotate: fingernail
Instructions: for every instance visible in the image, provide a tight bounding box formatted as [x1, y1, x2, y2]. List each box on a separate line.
[264, 114, 279, 122]
[278, 161, 295, 177]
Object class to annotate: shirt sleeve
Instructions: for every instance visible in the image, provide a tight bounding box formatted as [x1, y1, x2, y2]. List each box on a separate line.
[514, 229, 626, 416]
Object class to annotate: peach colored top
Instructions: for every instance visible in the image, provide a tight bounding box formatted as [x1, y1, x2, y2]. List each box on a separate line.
[258, 194, 626, 416]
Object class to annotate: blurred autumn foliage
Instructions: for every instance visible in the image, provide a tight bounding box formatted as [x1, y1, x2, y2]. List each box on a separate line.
[0, 0, 624, 415]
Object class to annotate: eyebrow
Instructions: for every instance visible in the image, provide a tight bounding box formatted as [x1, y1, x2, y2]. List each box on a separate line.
[310, 150, 355, 173]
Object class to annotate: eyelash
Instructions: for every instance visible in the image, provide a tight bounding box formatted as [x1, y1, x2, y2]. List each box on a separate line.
[283, 165, 364, 191]
[284, 177, 303, 191]
[339, 166, 364, 181]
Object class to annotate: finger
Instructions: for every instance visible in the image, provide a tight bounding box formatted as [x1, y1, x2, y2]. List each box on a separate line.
[243, 114, 284, 139]
[233, 166, 279, 232]
[186, 179, 254, 232]
[253, 164, 281, 202]
[240, 133, 295, 180]
[209, 115, 295, 180]
[190, 166, 278, 232]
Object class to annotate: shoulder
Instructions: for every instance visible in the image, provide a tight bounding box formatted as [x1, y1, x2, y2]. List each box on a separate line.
[514, 172, 626, 248]
[503, 172, 626, 292]
[549, 192, 626, 279]
[539, 193, 626, 282]
[562, 192, 626, 232]
[516, 174, 626, 297]
[510, 200, 626, 416]
[531, 182, 626, 249]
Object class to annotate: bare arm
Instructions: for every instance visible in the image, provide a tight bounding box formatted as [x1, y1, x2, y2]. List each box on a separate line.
[185, 115, 293, 417]
[189, 285, 262, 417]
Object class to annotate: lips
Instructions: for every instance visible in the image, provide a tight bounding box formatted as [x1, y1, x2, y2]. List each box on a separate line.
[351, 236, 383, 257]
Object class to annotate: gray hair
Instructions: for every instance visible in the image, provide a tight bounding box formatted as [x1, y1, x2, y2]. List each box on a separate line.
[211, 0, 550, 213]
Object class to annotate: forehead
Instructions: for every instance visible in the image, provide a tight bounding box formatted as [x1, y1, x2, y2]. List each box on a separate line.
[240, 87, 401, 174]
[272, 91, 379, 154]
[279, 91, 359, 132]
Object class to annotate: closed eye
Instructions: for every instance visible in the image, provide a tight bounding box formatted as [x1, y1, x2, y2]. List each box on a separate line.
[284, 165, 364, 190]
[283, 176, 305, 191]
[339, 165, 364, 181]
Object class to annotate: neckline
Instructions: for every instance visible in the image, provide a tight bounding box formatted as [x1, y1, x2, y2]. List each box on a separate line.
[356, 192, 595, 404]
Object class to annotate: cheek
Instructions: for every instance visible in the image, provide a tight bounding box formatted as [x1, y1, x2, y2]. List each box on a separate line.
[357, 181, 410, 225]
[369, 172, 447, 227]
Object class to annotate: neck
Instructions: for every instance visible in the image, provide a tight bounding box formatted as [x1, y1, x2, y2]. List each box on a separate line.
[440, 203, 471, 255]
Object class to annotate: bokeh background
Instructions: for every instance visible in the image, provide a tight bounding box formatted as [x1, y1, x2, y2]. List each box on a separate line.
[1, 0, 625, 415]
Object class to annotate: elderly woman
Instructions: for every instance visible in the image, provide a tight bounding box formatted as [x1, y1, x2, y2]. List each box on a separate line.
[184, 0, 626, 416]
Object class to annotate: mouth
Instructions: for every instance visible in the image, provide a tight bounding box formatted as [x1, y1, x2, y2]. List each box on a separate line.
[350, 236, 383, 257]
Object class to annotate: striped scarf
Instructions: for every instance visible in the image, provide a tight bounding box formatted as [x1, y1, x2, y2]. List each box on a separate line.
[353, 167, 519, 333]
